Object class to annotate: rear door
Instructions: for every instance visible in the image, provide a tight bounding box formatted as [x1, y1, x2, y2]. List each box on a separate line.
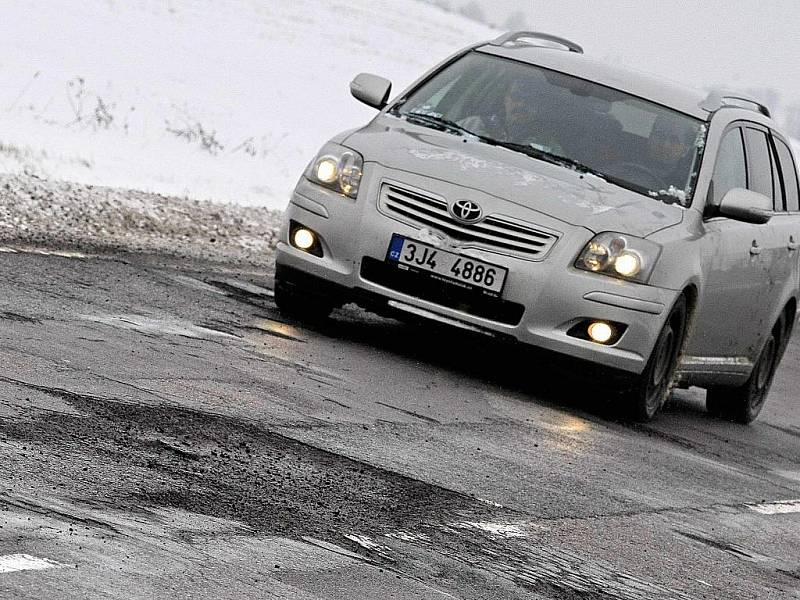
[770, 134, 800, 317]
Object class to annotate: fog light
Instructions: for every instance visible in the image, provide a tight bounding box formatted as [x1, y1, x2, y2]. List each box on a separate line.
[293, 228, 316, 250]
[587, 321, 613, 344]
[289, 221, 323, 257]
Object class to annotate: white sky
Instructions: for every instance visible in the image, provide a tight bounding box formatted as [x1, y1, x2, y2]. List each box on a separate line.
[472, 0, 799, 119]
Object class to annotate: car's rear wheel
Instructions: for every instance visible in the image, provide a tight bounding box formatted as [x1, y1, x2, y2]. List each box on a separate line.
[706, 314, 785, 424]
[623, 295, 687, 422]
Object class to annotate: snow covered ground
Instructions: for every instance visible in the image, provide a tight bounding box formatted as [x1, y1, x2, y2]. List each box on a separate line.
[0, 0, 492, 209]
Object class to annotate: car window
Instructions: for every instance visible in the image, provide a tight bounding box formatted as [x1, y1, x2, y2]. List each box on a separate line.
[403, 57, 486, 116]
[768, 136, 785, 211]
[773, 137, 800, 212]
[712, 128, 747, 205]
[744, 128, 774, 205]
[394, 51, 707, 207]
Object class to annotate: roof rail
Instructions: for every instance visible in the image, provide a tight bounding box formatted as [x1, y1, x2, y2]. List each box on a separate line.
[700, 90, 771, 118]
[489, 31, 584, 54]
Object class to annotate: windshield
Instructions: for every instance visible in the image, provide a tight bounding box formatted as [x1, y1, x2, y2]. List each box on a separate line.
[394, 52, 707, 207]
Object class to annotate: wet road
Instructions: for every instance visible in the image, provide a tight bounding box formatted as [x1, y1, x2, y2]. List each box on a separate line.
[1, 247, 799, 599]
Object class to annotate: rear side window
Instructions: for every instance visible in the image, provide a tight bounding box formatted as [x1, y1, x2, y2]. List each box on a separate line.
[769, 139, 785, 211]
[744, 128, 775, 204]
[774, 138, 800, 212]
[712, 128, 747, 205]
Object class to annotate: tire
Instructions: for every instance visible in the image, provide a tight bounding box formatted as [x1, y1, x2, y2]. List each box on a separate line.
[273, 277, 335, 321]
[706, 315, 785, 424]
[623, 295, 687, 422]
[704, 392, 728, 418]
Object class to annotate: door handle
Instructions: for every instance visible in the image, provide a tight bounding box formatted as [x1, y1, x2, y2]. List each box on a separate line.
[750, 241, 761, 256]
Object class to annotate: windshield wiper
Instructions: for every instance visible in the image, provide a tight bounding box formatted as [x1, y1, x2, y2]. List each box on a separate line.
[401, 111, 477, 137]
[485, 139, 635, 187]
[487, 140, 591, 173]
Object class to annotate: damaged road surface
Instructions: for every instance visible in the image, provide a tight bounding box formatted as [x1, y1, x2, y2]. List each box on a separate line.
[1, 248, 800, 599]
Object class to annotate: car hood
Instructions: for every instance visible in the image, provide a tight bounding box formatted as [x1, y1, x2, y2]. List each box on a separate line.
[343, 116, 684, 237]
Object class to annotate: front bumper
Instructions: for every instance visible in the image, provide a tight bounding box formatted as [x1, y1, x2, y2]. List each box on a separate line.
[276, 180, 680, 375]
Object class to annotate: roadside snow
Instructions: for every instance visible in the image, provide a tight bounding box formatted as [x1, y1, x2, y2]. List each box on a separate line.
[0, 174, 281, 264]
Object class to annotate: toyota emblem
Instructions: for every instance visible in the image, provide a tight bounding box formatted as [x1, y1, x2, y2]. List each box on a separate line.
[451, 199, 483, 223]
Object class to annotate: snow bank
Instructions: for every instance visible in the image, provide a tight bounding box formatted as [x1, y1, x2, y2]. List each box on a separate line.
[0, 0, 493, 209]
[0, 174, 282, 264]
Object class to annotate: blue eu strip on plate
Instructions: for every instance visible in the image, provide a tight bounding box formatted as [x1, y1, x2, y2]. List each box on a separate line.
[387, 234, 405, 261]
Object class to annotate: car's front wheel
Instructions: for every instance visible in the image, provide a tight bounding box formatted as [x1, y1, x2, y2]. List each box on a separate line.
[274, 275, 336, 321]
[623, 295, 687, 422]
[705, 314, 785, 424]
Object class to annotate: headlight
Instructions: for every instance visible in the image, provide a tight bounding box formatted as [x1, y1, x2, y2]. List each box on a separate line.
[304, 142, 364, 199]
[575, 232, 661, 283]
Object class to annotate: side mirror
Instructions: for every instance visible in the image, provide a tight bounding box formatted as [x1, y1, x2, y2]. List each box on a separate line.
[717, 188, 772, 224]
[350, 73, 392, 110]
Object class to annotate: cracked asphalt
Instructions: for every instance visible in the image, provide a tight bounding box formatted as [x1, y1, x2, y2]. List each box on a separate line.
[1, 246, 799, 599]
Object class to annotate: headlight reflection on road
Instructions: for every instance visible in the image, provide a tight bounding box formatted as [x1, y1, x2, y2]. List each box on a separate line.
[247, 319, 306, 343]
[558, 416, 591, 434]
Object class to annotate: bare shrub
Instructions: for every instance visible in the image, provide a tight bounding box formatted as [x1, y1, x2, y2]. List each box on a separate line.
[231, 137, 257, 157]
[166, 120, 225, 154]
[65, 77, 117, 130]
[93, 97, 114, 129]
[65, 77, 87, 125]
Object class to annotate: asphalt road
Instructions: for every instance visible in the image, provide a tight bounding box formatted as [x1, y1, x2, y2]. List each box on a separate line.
[1, 247, 799, 599]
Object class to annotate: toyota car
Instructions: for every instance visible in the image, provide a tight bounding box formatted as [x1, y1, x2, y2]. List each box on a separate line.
[274, 32, 800, 423]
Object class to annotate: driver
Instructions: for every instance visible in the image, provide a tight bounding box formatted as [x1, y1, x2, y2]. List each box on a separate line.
[460, 78, 562, 153]
[646, 115, 696, 187]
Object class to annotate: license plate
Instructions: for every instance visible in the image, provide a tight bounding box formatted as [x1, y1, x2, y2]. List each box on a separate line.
[386, 234, 507, 296]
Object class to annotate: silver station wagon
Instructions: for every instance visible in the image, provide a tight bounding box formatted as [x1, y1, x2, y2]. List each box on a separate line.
[275, 31, 799, 423]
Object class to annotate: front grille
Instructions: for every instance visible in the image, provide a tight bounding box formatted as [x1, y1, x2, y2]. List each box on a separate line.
[360, 257, 525, 326]
[379, 183, 559, 259]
